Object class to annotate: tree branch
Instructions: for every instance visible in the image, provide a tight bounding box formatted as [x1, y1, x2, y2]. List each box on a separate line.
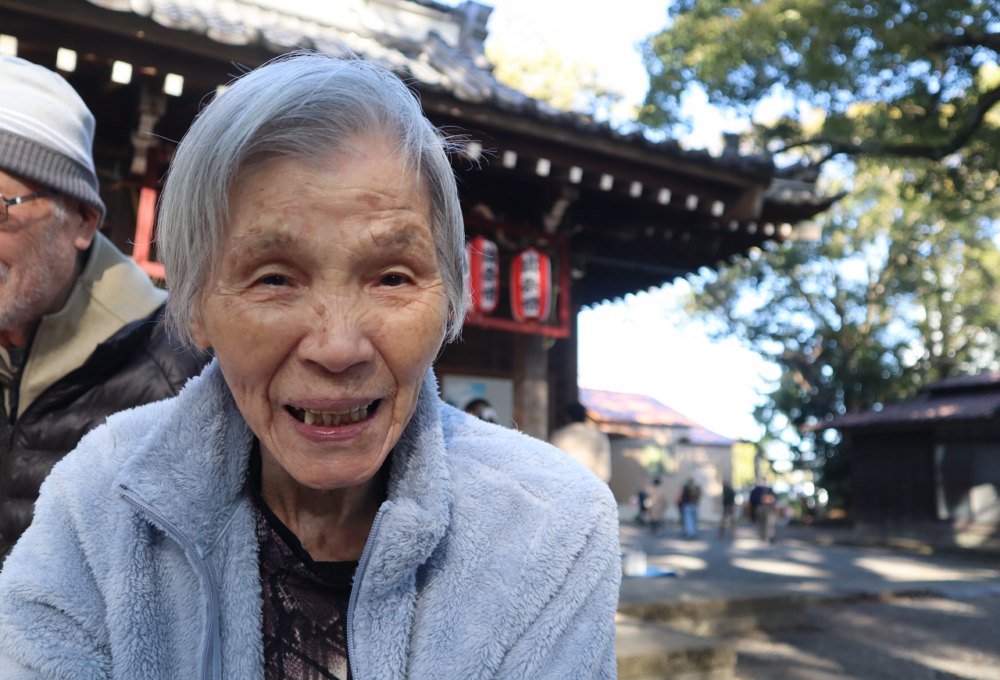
[776, 83, 1000, 163]
[927, 32, 1000, 54]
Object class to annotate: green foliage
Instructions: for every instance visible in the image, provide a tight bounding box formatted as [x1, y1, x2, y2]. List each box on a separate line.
[732, 441, 759, 489]
[641, 443, 677, 477]
[642, 0, 1000, 166]
[486, 44, 625, 117]
[687, 160, 1000, 507]
[645, 0, 1000, 509]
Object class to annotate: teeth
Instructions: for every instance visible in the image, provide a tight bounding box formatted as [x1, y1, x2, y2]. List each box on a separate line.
[294, 401, 376, 426]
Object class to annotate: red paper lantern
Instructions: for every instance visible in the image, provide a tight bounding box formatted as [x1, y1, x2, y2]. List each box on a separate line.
[511, 248, 552, 322]
[466, 236, 499, 314]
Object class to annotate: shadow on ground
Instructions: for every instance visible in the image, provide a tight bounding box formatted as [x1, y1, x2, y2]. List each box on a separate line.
[619, 523, 1000, 607]
[729, 594, 1000, 680]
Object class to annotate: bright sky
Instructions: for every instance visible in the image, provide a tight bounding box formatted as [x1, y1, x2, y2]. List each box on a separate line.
[483, 0, 775, 441]
[577, 284, 778, 441]
[483, 0, 752, 152]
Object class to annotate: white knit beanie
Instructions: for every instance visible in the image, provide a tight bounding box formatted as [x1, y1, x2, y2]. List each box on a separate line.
[0, 55, 106, 222]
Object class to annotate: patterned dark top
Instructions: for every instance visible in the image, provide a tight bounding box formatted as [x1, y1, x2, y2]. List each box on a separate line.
[249, 445, 358, 680]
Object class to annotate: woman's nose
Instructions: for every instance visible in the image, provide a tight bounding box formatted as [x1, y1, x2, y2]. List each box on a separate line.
[298, 300, 376, 375]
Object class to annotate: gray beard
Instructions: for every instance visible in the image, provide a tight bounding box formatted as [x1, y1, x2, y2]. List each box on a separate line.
[0, 230, 72, 335]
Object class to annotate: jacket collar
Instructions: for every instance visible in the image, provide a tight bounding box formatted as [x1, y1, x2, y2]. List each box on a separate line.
[17, 232, 167, 417]
[115, 361, 253, 553]
[365, 367, 453, 596]
[115, 360, 453, 582]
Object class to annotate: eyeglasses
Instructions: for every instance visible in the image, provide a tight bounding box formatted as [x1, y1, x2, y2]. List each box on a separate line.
[0, 189, 58, 223]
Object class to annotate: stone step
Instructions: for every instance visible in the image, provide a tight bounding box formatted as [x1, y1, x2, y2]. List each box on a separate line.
[616, 615, 736, 680]
[619, 594, 811, 636]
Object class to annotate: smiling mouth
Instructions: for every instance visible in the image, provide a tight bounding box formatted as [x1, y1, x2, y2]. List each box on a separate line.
[286, 400, 381, 427]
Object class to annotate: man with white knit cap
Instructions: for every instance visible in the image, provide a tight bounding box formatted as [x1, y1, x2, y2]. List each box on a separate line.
[0, 56, 207, 562]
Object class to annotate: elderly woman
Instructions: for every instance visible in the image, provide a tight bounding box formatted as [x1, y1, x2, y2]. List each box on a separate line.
[0, 55, 620, 679]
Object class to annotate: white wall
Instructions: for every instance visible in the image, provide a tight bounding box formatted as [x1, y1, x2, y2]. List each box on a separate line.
[609, 434, 733, 523]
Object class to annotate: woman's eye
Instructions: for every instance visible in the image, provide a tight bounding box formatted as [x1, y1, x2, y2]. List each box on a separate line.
[380, 273, 407, 287]
[258, 274, 289, 287]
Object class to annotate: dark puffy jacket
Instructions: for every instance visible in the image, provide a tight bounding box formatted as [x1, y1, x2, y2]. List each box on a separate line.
[0, 304, 208, 560]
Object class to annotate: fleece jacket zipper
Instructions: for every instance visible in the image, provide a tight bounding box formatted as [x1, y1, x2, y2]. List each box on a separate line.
[346, 503, 388, 680]
[119, 485, 222, 680]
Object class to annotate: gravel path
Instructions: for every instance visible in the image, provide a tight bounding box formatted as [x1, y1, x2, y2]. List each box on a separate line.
[619, 523, 1000, 606]
[730, 595, 1000, 680]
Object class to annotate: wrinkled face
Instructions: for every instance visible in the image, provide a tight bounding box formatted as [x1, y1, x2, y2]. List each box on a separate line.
[193, 139, 448, 491]
[0, 169, 84, 333]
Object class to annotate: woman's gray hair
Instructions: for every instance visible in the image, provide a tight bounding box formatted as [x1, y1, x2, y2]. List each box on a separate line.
[158, 52, 467, 345]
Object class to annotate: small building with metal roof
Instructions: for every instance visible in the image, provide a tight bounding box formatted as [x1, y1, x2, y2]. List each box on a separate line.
[825, 373, 1000, 548]
[580, 388, 736, 521]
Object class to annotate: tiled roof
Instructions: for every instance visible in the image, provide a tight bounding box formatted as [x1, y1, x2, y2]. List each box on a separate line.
[764, 178, 840, 208]
[579, 388, 699, 428]
[923, 371, 1000, 394]
[83, 0, 785, 182]
[683, 427, 737, 447]
[823, 371, 1000, 431]
[579, 389, 735, 445]
[827, 391, 1000, 430]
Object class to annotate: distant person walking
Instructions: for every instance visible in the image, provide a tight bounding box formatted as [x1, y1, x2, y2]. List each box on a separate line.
[718, 479, 736, 539]
[748, 479, 762, 522]
[549, 401, 611, 483]
[635, 488, 649, 525]
[750, 480, 777, 543]
[645, 478, 668, 534]
[464, 398, 499, 424]
[681, 478, 702, 538]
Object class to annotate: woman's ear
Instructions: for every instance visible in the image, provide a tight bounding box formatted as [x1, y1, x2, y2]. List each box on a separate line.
[189, 309, 212, 350]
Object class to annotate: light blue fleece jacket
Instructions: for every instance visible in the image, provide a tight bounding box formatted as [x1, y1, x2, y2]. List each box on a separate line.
[0, 361, 621, 679]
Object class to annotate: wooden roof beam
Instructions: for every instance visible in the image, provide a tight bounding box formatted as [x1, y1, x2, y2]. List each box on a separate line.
[0, 0, 275, 66]
[466, 156, 765, 229]
[422, 93, 772, 192]
[453, 134, 765, 222]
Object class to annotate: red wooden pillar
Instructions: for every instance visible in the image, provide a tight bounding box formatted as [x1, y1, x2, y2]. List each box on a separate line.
[132, 146, 165, 280]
